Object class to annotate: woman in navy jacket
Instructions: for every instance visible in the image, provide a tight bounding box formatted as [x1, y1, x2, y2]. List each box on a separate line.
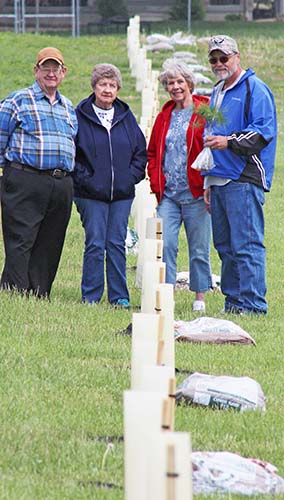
[73, 63, 147, 307]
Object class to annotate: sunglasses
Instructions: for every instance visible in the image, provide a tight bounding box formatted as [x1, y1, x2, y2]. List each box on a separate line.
[209, 55, 234, 65]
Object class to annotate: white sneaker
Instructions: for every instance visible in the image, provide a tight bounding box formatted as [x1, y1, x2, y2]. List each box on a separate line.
[192, 300, 206, 312]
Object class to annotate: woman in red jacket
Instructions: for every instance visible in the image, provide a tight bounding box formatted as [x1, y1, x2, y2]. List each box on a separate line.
[147, 59, 212, 312]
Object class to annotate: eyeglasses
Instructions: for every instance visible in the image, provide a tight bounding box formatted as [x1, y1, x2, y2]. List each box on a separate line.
[38, 66, 63, 74]
[209, 54, 235, 65]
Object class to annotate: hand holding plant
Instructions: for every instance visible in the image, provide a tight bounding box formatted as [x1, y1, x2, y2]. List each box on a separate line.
[191, 104, 225, 171]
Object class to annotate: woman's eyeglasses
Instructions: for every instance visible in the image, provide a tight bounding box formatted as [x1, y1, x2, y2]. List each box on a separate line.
[209, 55, 234, 65]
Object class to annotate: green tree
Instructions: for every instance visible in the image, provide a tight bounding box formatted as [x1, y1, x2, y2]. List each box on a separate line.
[97, 0, 128, 20]
[170, 0, 205, 21]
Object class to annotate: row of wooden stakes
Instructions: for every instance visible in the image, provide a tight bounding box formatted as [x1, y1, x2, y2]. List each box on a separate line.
[127, 15, 160, 142]
[123, 215, 193, 499]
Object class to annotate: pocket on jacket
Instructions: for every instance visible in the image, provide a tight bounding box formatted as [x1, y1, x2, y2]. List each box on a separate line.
[113, 170, 135, 199]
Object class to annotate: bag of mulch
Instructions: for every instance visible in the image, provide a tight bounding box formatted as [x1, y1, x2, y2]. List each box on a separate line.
[174, 316, 256, 345]
[191, 147, 214, 171]
[192, 451, 284, 496]
[176, 372, 266, 412]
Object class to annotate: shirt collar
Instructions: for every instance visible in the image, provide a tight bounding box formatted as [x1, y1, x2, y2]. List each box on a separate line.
[32, 80, 62, 103]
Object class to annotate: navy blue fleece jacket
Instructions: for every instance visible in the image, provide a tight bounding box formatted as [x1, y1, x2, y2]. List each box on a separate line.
[73, 93, 147, 201]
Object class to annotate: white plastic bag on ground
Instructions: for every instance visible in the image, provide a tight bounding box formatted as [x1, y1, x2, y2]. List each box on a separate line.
[146, 33, 171, 44]
[192, 72, 213, 84]
[145, 42, 174, 52]
[192, 451, 284, 496]
[176, 372, 265, 412]
[174, 316, 256, 345]
[171, 33, 196, 46]
[175, 272, 220, 290]
[173, 50, 197, 60]
[195, 87, 213, 96]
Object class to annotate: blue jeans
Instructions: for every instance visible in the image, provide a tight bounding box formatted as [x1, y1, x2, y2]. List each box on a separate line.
[74, 197, 132, 304]
[210, 182, 267, 314]
[157, 195, 212, 292]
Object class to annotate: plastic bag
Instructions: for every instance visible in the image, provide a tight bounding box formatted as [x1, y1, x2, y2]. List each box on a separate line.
[175, 272, 220, 291]
[126, 227, 139, 255]
[174, 316, 256, 345]
[192, 451, 284, 496]
[176, 372, 266, 412]
[191, 146, 214, 171]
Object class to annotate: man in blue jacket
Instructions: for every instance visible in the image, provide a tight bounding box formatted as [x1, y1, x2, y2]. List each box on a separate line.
[203, 35, 277, 315]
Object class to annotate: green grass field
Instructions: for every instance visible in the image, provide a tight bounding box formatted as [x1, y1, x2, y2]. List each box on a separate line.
[0, 20, 283, 499]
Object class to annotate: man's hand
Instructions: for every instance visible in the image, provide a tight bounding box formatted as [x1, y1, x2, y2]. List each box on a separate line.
[204, 187, 211, 214]
[204, 135, 228, 150]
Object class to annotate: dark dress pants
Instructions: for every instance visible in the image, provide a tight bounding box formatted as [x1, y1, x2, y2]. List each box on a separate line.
[0, 167, 73, 298]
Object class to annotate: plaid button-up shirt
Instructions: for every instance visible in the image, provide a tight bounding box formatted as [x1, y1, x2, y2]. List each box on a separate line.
[0, 81, 78, 171]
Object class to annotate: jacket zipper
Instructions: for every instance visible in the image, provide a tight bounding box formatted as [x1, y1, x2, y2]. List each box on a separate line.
[109, 120, 119, 201]
[159, 120, 167, 199]
[186, 115, 196, 166]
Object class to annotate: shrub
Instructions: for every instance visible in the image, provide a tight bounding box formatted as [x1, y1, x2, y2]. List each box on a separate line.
[170, 0, 205, 21]
[97, 0, 128, 20]
[225, 14, 244, 21]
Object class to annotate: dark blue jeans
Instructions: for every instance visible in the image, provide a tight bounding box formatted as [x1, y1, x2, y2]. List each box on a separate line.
[210, 181, 267, 314]
[74, 197, 132, 304]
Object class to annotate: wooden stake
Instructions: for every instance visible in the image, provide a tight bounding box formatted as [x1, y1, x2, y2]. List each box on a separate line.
[141, 261, 166, 313]
[145, 217, 163, 240]
[157, 339, 165, 366]
[156, 219, 163, 240]
[156, 314, 165, 365]
[168, 378, 176, 432]
[157, 240, 163, 260]
[161, 399, 170, 431]
[155, 289, 161, 313]
[159, 265, 166, 284]
[166, 443, 178, 500]
[156, 284, 175, 369]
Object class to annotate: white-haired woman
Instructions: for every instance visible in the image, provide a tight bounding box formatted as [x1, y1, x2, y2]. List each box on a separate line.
[73, 63, 147, 307]
[147, 59, 212, 312]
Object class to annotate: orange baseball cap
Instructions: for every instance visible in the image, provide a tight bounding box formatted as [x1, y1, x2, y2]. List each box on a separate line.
[36, 47, 64, 66]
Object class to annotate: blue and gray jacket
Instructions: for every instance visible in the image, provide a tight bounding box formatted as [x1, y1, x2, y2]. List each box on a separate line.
[204, 68, 277, 191]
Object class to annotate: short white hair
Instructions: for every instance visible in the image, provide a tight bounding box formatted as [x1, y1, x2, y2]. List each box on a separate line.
[158, 58, 195, 92]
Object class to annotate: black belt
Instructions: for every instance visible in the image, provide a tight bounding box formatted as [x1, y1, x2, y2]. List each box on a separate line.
[9, 161, 70, 179]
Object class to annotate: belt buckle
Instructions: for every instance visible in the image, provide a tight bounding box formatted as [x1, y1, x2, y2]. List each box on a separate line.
[52, 169, 64, 179]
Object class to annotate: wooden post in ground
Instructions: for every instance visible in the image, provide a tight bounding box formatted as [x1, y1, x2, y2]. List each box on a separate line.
[155, 284, 175, 369]
[141, 260, 166, 313]
[146, 432, 193, 500]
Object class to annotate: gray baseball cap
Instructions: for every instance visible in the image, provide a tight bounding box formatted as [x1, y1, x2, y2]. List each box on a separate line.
[208, 35, 239, 55]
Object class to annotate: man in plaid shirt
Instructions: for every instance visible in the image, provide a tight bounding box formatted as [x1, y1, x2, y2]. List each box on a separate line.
[0, 46, 78, 298]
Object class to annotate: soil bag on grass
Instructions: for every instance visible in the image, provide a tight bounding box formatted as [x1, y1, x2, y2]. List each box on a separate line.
[192, 451, 284, 496]
[176, 372, 266, 412]
[174, 316, 256, 345]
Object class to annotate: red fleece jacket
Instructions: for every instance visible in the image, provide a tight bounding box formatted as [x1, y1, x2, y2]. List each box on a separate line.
[147, 94, 209, 202]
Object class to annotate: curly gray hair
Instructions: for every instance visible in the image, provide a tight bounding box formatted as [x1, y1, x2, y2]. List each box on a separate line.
[158, 58, 195, 93]
[91, 63, 122, 90]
